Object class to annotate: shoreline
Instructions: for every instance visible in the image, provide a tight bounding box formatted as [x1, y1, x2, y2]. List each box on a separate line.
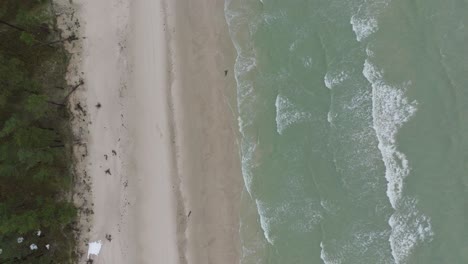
[59, 0, 242, 263]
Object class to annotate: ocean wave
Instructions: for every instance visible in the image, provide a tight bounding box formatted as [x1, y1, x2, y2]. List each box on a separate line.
[255, 199, 279, 245]
[389, 198, 434, 264]
[320, 228, 393, 264]
[324, 71, 349, 89]
[320, 242, 341, 264]
[240, 140, 257, 196]
[256, 198, 323, 245]
[350, 15, 378, 42]
[363, 59, 417, 207]
[350, 0, 391, 42]
[366, 46, 375, 57]
[328, 84, 383, 198]
[327, 111, 336, 124]
[237, 55, 257, 74]
[302, 56, 314, 68]
[363, 59, 433, 263]
[320, 199, 339, 215]
[343, 89, 371, 111]
[275, 94, 312, 135]
[262, 9, 287, 26]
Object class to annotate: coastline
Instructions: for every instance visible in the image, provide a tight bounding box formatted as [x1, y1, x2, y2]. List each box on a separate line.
[58, 0, 242, 263]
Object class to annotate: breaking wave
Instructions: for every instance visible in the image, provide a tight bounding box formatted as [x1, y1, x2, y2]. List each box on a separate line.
[275, 94, 312, 135]
[363, 59, 433, 263]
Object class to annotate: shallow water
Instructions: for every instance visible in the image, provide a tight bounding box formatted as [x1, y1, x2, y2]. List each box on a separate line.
[225, 0, 468, 263]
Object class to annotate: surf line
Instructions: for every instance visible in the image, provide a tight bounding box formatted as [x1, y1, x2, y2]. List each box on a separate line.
[363, 58, 433, 263]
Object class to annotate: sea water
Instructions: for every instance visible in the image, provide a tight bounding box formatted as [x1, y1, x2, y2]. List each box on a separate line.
[225, 0, 468, 263]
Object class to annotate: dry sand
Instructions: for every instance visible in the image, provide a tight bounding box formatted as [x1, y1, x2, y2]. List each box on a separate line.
[56, 0, 242, 263]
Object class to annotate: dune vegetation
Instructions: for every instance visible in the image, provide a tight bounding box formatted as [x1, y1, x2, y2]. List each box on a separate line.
[0, 0, 78, 262]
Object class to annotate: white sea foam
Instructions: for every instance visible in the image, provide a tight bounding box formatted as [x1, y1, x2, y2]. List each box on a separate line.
[320, 200, 339, 215]
[241, 141, 257, 196]
[262, 11, 285, 26]
[363, 59, 433, 263]
[87, 240, 102, 259]
[366, 46, 375, 57]
[236, 55, 257, 75]
[350, 15, 378, 42]
[327, 112, 334, 124]
[235, 56, 256, 131]
[302, 57, 313, 68]
[289, 41, 297, 51]
[363, 60, 417, 207]
[255, 199, 276, 245]
[255, 198, 322, 245]
[389, 198, 434, 264]
[350, 0, 393, 42]
[275, 94, 312, 135]
[237, 116, 244, 134]
[320, 242, 341, 264]
[292, 202, 323, 233]
[344, 90, 371, 111]
[324, 71, 349, 89]
[321, 227, 394, 264]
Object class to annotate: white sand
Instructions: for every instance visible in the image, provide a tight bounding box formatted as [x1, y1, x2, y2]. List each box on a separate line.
[57, 0, 242, 263]
[125, 0, 179, 262]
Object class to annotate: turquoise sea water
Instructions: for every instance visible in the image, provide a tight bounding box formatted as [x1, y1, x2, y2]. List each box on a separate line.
[224, 0, 468, 263]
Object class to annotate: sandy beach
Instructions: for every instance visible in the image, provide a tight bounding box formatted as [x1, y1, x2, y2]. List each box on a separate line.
[56, 0, 242, 263]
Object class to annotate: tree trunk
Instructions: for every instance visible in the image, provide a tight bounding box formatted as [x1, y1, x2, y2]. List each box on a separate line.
[34, 35, 79, 47]
[0, 19, 27, 32]
[48, 100, 66, 107]
[63, 80, 84, 102]
[37, 126, 55, 131]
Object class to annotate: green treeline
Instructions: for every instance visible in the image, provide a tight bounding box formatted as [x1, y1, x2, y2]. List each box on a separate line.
[1, 0, 77, 263]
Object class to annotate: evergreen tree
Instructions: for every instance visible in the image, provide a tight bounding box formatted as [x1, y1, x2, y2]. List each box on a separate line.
[0, 0, 77, 262]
